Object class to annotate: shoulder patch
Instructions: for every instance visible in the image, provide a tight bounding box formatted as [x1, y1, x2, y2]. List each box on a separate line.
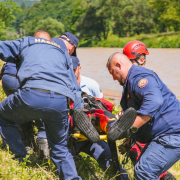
[138, 78, 148, 88]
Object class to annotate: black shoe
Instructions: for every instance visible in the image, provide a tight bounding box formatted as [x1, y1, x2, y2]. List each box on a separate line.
[160, 172, 176, 180]
[107, 107, 137, 142]
[73, 109, 100, 143]
[37, 138, 50, 159]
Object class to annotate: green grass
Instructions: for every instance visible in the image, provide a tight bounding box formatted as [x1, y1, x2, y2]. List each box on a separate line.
[79, 32, 180, 48]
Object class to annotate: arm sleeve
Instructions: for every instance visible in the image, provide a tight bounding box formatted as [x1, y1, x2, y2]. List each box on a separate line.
[89, 79, 103, 98]
[64, 51, 83, 109]
[0, 39, 21, 62]
[73, 81, 84, 110]
[132, 75, 163, 117]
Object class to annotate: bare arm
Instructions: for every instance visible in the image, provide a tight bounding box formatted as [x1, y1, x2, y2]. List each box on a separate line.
[133, 115, 151, 129]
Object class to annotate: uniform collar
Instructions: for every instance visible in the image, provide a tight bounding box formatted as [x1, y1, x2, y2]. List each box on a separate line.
[123, 64, 136, 88]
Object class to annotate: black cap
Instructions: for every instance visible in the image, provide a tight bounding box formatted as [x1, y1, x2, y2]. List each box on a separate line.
[59, 32, 79, 57]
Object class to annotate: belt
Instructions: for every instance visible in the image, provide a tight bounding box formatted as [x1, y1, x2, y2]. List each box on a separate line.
[3, 73, 16, 77]
[30, 88, 62, 95]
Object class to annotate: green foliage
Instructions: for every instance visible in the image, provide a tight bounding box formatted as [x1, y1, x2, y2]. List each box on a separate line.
[112, 0, 155, 37]
[21, 2, 26, 10]
[13, 0, 77, 35]
[22, 17, 41, 36]
[0, 0, 21, 27]
[139, 32, 180, 48]
[9, 0, 179, 43]
[2, 0, 41, 7]
[148, 0, 180, 31]
[0, 0, 21, 40]
[34, 17, 65, 37]
[65, 0, 86, 34]
[76, 0, 112, 40]
[79, 31, 180, 48]
[0, 20, 7, 40]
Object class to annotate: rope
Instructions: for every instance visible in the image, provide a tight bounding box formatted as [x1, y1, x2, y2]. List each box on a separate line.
[103, 94, 121, 98]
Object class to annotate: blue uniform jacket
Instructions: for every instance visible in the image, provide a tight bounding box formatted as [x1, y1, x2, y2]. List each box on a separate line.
[120, 65, 180, 143]
[52, 38, 83, 109]
[0, 37, 83, 108]
[1, 62, 17, 76]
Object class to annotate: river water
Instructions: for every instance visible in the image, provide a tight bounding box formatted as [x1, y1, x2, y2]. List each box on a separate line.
[77, 48, 180, 105]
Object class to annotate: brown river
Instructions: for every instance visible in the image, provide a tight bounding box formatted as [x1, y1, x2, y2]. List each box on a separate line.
[77, 48, 180, 105]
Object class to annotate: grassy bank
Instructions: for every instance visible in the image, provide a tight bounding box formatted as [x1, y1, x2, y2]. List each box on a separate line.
[79, 32, 180, 48]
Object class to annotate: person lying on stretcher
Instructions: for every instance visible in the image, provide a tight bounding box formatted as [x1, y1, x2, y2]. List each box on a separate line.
[72, 91, 137, 143]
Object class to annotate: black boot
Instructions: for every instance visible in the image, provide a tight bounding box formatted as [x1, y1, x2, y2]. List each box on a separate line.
[73, 109, 100, 143]
[20, 121, 36, 152]
[107, 107, 137, 142]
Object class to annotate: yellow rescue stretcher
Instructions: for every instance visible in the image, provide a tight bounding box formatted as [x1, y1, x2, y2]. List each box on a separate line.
[73, 133, 107, 141]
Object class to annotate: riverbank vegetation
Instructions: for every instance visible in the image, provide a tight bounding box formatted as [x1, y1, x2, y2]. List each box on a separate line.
[0, 0, 179, 48]
[79, 31, 180, 48]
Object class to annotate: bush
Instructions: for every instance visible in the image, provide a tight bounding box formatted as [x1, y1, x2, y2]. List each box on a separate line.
[79, 32, 180, 48]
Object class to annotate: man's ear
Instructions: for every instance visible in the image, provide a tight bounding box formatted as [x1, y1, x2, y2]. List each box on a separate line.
[116, 62, 121, 69]
[79, 66, 81, 73]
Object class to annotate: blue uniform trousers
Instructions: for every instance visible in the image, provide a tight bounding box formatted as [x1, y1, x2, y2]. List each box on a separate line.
[134, 133, 180, 179]
[0, 88, 81, 180]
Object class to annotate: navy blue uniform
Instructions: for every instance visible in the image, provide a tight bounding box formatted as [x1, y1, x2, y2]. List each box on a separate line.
[0, 37, 83, 179]
[1, 63, 20, 96]
[121, 65, 180, 179]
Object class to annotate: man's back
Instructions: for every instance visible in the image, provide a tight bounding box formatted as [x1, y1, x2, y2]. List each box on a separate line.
[0, 37, 78, 101]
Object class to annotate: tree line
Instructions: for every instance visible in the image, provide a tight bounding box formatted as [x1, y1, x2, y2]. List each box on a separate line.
[0, 0, 180, 41]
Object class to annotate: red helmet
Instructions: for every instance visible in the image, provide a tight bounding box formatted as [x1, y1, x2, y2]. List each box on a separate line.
[123, 40, 149, 60]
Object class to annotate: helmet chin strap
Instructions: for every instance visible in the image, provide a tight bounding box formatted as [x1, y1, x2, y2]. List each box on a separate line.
[130, 58, 146, 66]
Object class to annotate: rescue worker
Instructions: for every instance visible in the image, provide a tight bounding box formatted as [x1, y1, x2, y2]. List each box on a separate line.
[106, 52, 180, 179]
[123, 40, 148, 66]
[36, 32, 80, 158]
[122, 40, 176, 180]
[0, 30, 88, 179]
[0, 30, 55, 154]
[0, 31, 80, 158]
[71, 56, 132, 179]
[36, 32, 103, 158]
